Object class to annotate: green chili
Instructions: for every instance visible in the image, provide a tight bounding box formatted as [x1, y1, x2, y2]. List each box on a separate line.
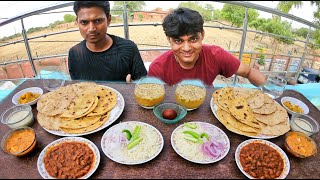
[131, 125, 141, 141]
[184, 123, 197, 129]
[183, 130, 200, 139]
[128, 137, 143, 149]
[122, 129, 132, 140]
[200, 133, 210, 141]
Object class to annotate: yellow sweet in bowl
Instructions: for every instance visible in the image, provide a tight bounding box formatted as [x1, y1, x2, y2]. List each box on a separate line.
[134, 77, 165, 109]
[175, 80, 206, 110]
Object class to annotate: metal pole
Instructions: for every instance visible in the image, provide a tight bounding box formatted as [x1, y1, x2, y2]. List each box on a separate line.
[122, 1, 129, 39]
[294, 26, 311, 82]
[21, 18, 37, 77]
[233, 8, 248, 86]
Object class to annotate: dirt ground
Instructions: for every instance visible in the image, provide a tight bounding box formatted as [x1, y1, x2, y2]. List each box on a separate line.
[0, 21, 316, 64]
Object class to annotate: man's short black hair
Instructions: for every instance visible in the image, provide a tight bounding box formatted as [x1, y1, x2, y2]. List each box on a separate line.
[73, 1, 110, 16]
[162, 8, 204, 38]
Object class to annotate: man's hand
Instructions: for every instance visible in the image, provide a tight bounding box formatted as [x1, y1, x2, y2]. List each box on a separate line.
[126, 74, 132, 83]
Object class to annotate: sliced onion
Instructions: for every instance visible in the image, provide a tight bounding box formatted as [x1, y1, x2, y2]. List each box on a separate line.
[201, 138, 225, 158]
[107, 133, 128, 150]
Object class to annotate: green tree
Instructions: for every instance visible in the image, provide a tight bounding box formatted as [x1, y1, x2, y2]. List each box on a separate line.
[249, 18, 268, 30]
[178, 1, 215, 21]
[315, 29, 320, 44]
[277, 1, 303, 13]
[276, 1, 320, 45]
[64, 14, 76, 23]
[260, 19, 294, 44]
[294, 27, 310, 38]
[111, 1, 146, 20]
[212, 9, 222, 20]
[221, 4, 259, 27]
[277, 1, 320, 23]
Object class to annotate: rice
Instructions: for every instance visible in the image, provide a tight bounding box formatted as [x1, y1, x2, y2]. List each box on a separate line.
[172, 122, 228, 163]
[105, 123, 162, 164]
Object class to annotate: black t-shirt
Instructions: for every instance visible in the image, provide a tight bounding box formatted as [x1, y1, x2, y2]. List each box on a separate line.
[68, 34, 147, 81]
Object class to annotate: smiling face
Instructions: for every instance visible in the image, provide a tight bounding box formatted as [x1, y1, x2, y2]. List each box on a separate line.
[167, 31, 205, 69]
[76, 6, 111, 44]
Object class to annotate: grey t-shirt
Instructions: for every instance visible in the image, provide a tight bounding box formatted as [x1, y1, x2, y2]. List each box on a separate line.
[68, 34, 147, 81]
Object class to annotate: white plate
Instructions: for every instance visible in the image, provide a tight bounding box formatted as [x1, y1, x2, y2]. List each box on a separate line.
[210, 98, 288, 139]
[101, 121, 164, 165]
[12, 87, 43, 106]
[281, 96, 309, 115]
[42, 86, 125, 136]
[235, 139, 290, 179]
[171, 121, 230, 164]
[37, 137, 100, 179]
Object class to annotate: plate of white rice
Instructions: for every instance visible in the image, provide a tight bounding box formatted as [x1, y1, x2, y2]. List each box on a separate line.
[171, 121, 230, 164]
[101, 121, 164, 165]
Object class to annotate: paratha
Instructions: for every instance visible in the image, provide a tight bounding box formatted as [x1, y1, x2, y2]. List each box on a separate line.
[216, 87, 234, 113]
[87, 87, 117, 116]
[252, 102, 277, 115]
[254, 103, 288, 126]
[258, 120, 290, 136]
[228, 97, 261, 129]
[37, 85, 77, 116]
[59, 115, 102, 129]
[60, 94, 97, 118]
[212, 89, 230, 113]
[216, 108, 259, 137]
[247, 93, 265, 109]
[71, 82, 99, 96]
[60, 112, 111, 134]
[233, 87, 260, 99]
[216, 107, 259, 133]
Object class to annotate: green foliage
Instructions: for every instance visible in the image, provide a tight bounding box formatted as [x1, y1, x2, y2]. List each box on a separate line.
[293, 27, 310, 38]
[221, 4, 259, 27]
[64, 14, 76, 23]
[254, 45, 266, 65]
[48, 20, 65, 29]
[0, 33, 22, 42]
[315, 29, 320, 45]
[277, 1, 303, 13]
[259, 19, 294, 44]
[27, 27, 45, 33]
[212, 9, 222, 20]
[138, 14, 144, 21]
[178, 1, 215, 21]
[111, 1, 146, 20]
[249, 18, 267, 30]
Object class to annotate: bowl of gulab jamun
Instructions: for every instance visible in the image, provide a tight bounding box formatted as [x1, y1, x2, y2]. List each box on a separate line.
[153, 103, 187, 124]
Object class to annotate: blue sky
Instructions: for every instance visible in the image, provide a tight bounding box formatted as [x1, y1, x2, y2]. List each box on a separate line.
[0, 1, 318, 38]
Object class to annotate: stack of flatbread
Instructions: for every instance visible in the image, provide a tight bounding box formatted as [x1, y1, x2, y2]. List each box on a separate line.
[213, 87, 290, 137]
[37, 82, 117, 134]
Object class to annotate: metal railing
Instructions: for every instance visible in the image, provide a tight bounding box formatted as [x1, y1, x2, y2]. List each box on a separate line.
[0, 1, 319, 82]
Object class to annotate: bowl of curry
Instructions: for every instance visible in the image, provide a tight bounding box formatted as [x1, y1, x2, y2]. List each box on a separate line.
[12, 87, 43, 106]
[235, 139, 290, 179]
[284, 131, 317, 158]
[1, 126, 36, 156]
[281, 96, 309, 115]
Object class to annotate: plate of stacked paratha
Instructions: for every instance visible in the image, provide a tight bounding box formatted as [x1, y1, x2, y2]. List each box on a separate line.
[36, 82, 125, 136]
[210, 87, 290, 139]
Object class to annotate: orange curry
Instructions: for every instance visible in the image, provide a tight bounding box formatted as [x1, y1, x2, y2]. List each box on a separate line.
[5, 129, 35, 155]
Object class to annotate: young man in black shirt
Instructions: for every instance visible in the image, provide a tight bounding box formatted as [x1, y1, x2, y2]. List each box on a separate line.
[68, 1, 147, 82]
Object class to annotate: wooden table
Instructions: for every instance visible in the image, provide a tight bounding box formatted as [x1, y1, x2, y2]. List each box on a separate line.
[1, 79, 319, 179]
